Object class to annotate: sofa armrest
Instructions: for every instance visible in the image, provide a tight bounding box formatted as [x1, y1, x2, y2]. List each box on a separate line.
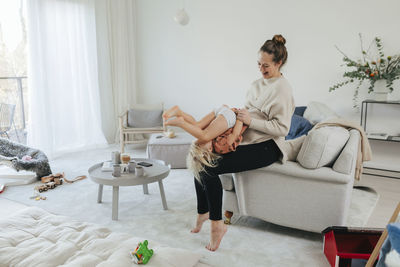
[219, 174, 234, 191]
[333, 129, 360, 175]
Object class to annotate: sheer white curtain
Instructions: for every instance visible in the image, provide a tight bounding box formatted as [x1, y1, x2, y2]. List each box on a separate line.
[95, 0, 138, 143]
[26, 0, 107, 157]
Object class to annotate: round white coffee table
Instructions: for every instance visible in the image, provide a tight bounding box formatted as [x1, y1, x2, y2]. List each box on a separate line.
[88, 158, 170, 220]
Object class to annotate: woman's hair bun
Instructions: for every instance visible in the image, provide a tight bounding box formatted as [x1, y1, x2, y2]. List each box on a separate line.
[272, 34, 286, 45]
[259, 34, 288, 66]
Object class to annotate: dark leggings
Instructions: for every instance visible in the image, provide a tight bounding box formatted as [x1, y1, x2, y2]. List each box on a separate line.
[194, 139, 281, 220]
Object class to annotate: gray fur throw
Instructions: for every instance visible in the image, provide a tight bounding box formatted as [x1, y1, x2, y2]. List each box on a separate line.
[0, 138, 52, 179]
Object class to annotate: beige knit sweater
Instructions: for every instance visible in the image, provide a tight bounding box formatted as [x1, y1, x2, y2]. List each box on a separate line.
[241, 76, 295, 162]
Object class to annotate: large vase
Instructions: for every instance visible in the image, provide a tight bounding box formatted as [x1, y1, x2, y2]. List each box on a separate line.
[373, 79, 390, 101]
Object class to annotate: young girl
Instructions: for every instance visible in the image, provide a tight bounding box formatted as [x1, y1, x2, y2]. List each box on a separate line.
[163, 105, 247, 179]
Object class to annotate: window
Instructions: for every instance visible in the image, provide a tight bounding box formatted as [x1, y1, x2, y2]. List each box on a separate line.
[0, 0, 27, 143]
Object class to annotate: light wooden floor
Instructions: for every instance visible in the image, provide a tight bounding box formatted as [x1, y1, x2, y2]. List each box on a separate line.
[355, 173, 400, 227]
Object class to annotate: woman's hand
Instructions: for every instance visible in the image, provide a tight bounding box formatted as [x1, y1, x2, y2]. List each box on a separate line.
[237, 108, 252, 125]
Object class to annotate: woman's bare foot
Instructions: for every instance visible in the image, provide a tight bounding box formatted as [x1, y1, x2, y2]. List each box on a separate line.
[191, 212, 209, 233]
[206, 220, 227, 251]
[164, 116, 184, 126]
[163, 105, 182, 120]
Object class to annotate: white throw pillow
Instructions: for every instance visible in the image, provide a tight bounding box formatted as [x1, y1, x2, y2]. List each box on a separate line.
[296, 126, 350, 169]
[303, 101, 339, 125]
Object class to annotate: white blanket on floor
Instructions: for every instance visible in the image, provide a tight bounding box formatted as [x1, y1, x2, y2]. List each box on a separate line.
[0, 207, 202, 267]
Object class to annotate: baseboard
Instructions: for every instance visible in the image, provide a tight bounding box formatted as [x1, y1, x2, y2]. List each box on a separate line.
[363, 167, 400, 179]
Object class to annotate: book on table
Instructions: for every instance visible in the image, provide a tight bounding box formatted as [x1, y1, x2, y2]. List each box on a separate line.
[101, 161, 113, 172]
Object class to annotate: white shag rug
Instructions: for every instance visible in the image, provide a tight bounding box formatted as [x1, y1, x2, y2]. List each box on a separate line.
[0, 144, 379, 267]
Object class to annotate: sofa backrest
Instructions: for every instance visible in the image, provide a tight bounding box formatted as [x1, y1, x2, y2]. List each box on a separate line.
[332, 129, 360, 175]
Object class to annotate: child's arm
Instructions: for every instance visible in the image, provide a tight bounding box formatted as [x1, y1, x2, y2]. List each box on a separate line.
[226, 119, 244, 146]
[231, 119, 243, 139]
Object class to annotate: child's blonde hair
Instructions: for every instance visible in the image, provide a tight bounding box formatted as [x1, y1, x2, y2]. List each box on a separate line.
[186, 141, 221, 181]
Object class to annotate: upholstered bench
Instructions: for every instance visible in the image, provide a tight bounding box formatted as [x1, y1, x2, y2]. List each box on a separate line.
[146, 132, 195, 169]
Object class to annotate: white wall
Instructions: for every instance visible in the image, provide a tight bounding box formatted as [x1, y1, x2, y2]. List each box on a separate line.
[135, 0, 400, 170]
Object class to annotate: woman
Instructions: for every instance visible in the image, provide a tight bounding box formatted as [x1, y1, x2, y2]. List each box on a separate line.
[192, 34, 295, 251]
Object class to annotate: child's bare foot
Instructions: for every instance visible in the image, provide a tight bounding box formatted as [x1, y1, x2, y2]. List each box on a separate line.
[163, 105, 181, 120]
[164, 116, 184, 126]
[205, 220, 227, 251]
[191, 212, 209, 233]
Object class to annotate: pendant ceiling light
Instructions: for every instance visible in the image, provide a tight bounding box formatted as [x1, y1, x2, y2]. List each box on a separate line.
[174, 1, 189, 26]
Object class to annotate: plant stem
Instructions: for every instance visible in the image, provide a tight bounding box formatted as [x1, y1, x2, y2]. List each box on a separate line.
[366, 39, 374, 55]
[335, 45, 350, 58]
[359, 33, 366, 64]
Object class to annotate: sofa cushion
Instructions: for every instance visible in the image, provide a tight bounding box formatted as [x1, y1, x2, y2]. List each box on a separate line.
[333, 129, 360, 175]
[303, 101, 339, 125]
[255, 161, 352, 184]
[296, 126, 350, 169]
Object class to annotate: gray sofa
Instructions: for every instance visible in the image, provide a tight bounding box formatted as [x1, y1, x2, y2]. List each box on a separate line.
[220, 129, 360, 233]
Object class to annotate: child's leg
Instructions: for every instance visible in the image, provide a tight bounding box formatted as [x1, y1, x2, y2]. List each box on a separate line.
[162, 105, 188, 120]
[164, 105, 216, 129]
[165, 115, 228, 143]
[196, 112, 216, 129]
[179, 111, 217, 130]
[180, 110, 199, 125]
[163, 105, 197, 124]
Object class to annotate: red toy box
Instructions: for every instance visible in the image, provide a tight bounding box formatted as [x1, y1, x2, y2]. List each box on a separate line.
[322, 226, 384, 267]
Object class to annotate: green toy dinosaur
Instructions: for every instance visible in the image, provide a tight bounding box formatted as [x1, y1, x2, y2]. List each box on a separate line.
[131, 240, 154, 264]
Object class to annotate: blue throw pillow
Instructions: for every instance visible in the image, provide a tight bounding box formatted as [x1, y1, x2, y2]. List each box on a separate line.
[294, 106, 307, 117]
[285, 114, 313, 140]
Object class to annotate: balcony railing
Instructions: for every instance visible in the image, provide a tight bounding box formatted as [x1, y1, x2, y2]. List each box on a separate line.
[0, 76, 28, 144]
